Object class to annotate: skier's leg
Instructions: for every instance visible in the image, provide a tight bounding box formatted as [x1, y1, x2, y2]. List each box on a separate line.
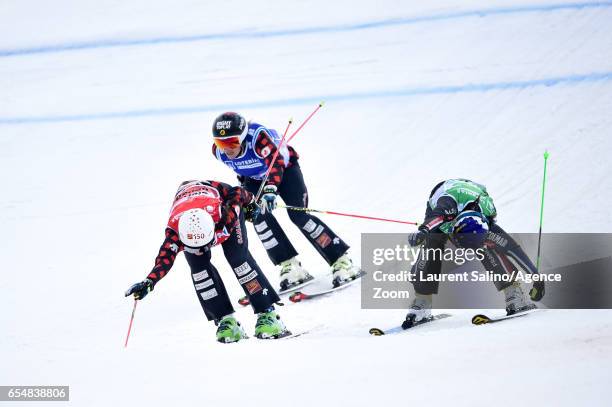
[278, 164, 350, 265]
[488, 223, 538, 274]
[184, 249, 241, 334]
[278, 164, 360, 286]
[222, 211, 289, 338]
[243, 177, 312, 290]
[243, 177, 298, 265]
[488, 223, 544, 301]
[480, 246, 516, 292]
[405, 232, 448, 325]
[221, 210, 281, 312]
[411, 232, 447, 295]
[480, 246, 535, 315]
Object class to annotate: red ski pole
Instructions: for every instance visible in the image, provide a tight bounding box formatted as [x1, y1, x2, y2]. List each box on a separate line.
[255, 118, 293, 200]
[124, 299, 138, 348]
[286, 102, 324, 143]
[280, 204, 418, 226]
[255, 102, 325, 201]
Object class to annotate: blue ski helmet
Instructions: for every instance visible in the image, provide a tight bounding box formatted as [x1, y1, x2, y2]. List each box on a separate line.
[452, 211, 489, 249]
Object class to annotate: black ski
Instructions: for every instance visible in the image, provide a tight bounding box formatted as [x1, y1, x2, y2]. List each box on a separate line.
[369, 313, 452, 336]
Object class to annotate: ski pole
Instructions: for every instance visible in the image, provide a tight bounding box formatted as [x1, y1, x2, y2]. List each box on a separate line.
[535, 150, 549, 272]
[255, 102, 325, 201]
[286, 102, 324, 144]
[255, 118, 293, 201]
[279, 204, 418, 225]
[124, 299, 138, 348]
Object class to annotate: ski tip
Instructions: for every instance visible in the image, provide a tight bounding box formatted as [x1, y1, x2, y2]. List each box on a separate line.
[289, 292, 307, 303]
[471, 314, 491, 325]
[368, 328, 385, 336]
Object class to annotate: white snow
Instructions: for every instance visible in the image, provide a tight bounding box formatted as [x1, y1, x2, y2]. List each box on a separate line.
[1, 1, 611, 406]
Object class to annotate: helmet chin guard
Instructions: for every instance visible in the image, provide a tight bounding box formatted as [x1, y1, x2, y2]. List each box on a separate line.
[178, 208, 215, 248]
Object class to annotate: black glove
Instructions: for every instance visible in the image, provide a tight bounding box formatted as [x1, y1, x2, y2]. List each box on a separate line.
[244, 201, 261, 223]
[125, 279, 154, 300]
[529, 280, 545, 301]
[407, 228, 427, 247]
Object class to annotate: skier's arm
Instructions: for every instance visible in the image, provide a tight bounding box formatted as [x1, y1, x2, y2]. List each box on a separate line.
[422, 196, 458, 233]
[126, 228, 183, 300]
[146, 228, 184, 285]
[254, 130, 286, 187]
[207, 180, 255, 231]
[408, 197, 457, 246]
[210, 181, 254, 207]
[218, 182, 259, 223]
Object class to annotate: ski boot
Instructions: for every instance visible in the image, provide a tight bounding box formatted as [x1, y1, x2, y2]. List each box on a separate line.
[279, 257, 313, 291]
[254, 309, 291, 339]
[331, 253, 361, 287]
[402, 293, 433, 329]
[504, 282, 537, 316]
[216, 315, 248, 343]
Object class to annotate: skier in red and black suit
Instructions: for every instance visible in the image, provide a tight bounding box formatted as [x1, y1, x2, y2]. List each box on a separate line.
[211, 112, 361, 291]
[125, 180, 290, 342]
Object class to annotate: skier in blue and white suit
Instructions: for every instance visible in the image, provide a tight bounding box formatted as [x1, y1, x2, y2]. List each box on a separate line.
[211, 112, 361, 291]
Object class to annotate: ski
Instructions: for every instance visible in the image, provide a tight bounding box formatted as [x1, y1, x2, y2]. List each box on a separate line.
[278, 324, 323, 340]
[238, 275, 316, 306]
[279, 274, 316, 295]
[256, 330, 294, 340]
[369, 313, 452, 336]
[288, 269, 366, 303]
[471, 308, 539, 325]
[258, 324, 323, 340]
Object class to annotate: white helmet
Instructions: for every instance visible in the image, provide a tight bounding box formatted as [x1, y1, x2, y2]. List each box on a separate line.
[178, 208, 215, 247]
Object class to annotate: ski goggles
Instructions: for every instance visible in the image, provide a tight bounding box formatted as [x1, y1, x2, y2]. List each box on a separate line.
[213, 135, 242, 151]
[213, 123, 249, 151]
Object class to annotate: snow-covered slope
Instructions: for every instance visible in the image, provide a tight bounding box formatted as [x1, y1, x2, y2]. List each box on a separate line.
[1, 1, 611, 406]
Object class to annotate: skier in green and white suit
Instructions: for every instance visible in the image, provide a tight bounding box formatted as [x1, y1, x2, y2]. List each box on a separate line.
[405, 179, 544, 326]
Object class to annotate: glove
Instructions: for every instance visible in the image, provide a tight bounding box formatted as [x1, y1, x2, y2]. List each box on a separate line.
[244, 201, 261, 223]
[529, 280, 545, 301]
[259, 185, 277, 214]
[407, 228, 428, 247]
[125, 279, 154, 300]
